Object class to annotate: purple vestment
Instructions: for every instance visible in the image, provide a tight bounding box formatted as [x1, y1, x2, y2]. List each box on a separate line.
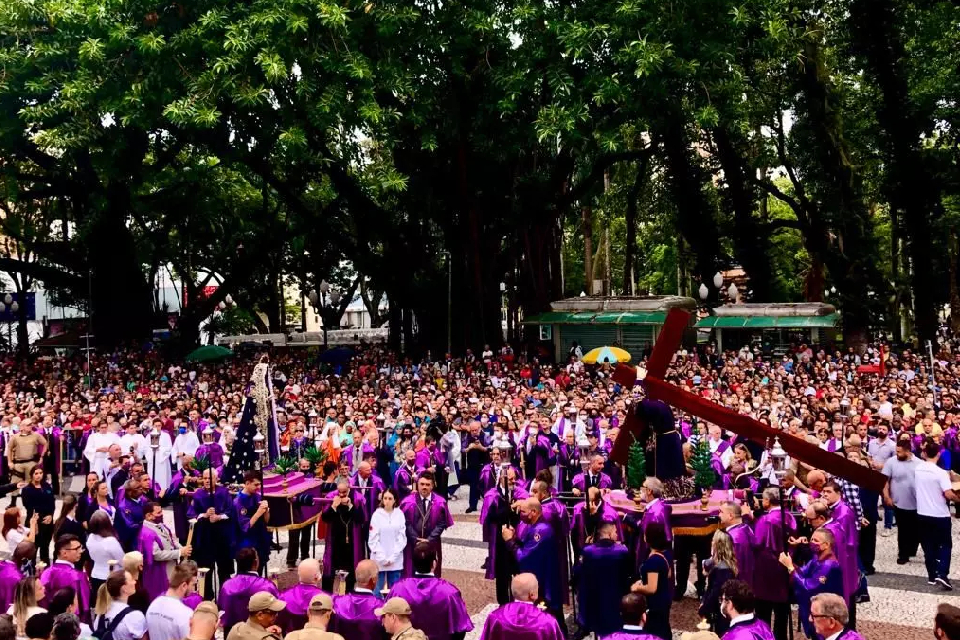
[235, 490, 271, 559]
[571, 472, 614, 493]
[577, 540, 632, 635]
[600, 631, 661, 640]
[752, 508, 796, 603]
[827, 499, 860, 601]
[394, 465, 422, 503]
[725, 522, 755, 590]
[479, 485, 529, 576]
[631, 499, 672, 569]
[479, 602, 565, 640]
[572, 500, 624, 556]
[400, 492, 453, 577]
[41, 561, 91, 622]
[540, 498, 570, 604]
[351, 472, 386, 521]
[195, 443, 225, 470]
[528, 434, 557, 474]
[115, 495, 146, 551]
[331, 592, 383, 640]
[0, 561, 21, 613]
[278, 582, 330, 634]
[792, 556, 844, 638]
[137, 525, 170, 600]
[479, 463, 522, 495]
[388, 576, 473, 640]
[721, 617, 775, 640]
[183, 593, 203, 610]
[217, 573, 279, 633]
[321, 489, 367, 578]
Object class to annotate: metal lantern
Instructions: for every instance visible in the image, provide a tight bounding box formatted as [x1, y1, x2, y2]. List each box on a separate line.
[769, 436, 788, 481]
[578, 435, 591, 474]
[713, 272, 723, 289]
[698, 283, 709, 300]
[253, 429, 266, 470]
[150, 429, 161, 449]
[497, 440, 514, 471]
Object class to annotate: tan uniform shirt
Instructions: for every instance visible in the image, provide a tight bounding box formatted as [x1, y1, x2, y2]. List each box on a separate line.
[9, 433, 46, 462]
[392, 627, 428, 640]
[226, 621, 282, 640]
[283, 622, 345, 640]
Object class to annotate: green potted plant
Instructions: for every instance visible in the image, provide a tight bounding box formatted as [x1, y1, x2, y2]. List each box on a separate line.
[691, 439, 718, 510]
[626, 437, 647, 508]
[304, 446, 327, 478]
[273, 455, 298, 489]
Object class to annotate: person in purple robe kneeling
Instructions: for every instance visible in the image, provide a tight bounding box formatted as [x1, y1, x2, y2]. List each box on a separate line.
[718, 580, 774, 640]
[40, 535, 90, 623]
[399, 471, 453, 578]
[217, 548, 279, 638]
[599, 592, 661, 640]
[387, 542, 472, 640]
[330, 560, 387, 640]
[278, 559, 330, 635]
[478, 573, 564, 640]
[808, 593, 865, 640]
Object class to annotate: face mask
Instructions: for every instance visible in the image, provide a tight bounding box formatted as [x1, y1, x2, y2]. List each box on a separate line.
[809, 542, 822, 555]
[179, 426, 187, 435]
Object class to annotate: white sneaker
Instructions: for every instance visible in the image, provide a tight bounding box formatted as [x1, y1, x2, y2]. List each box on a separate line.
[880, 528, 893, 537]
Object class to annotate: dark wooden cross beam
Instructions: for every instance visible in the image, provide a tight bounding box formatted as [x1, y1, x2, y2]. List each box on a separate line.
[609, 307, 887, 492]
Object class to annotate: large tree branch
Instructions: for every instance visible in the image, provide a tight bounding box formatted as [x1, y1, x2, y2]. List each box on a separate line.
[561, 148, 652, 206]
[0, 258, 83, 290]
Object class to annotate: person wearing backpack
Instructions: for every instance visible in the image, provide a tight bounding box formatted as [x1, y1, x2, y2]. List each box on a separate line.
[91, 571, 146, 640]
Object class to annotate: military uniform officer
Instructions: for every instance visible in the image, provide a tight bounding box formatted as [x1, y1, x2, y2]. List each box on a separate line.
[225, 592, 285, 640]
[283, 594, 345, 640]
[8, 420, 46, 484]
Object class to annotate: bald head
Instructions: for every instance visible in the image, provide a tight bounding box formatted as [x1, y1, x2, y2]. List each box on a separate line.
[297, 559, 320, 584]
[355, 559, 378, 589]
[519, 498, 542, 524]
[358, 461, 372, 478]
[807, 469, 826, 490]
[511, 573, 539, 602]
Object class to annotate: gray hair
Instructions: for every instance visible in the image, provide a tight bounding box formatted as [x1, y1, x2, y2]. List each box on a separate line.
[762, 487, 780, 506]
[643, 477, 663, 498]
[811, 593, 848, 626]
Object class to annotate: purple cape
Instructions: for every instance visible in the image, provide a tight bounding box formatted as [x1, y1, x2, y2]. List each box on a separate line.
[479, 485, 529, 577]
[479, 602, 564, 640]
[572, 500, 624, 555]
[721, 617, 775, 640]
[235, 491, 271, 557]
[571, 472, 614, 492]
[529, 434, 557, 473]
[479, 463, 522, 495]
[540, 499, 570, 604]
[828, 500, 860, 600]
[821, 519, 855, 601]
[752, 508, 797, 603]
[331, 592, 382, 640]
[387, 576, 473, 639]
[183, 593, 203, 610]
[393, 465, 422, 503]
[511, 521, 562, 609]
[399, 493, 453, 578]
[0, 561, 21, 613]
[351, 472, 387, 520]
[321, 489, 367, 577]
[279, 583, 330, 634]
[41, 562, 91, 622]
[195, 443, 225, 470]
[631, 499, 672, 569]
[576, 540, 632, 635]
[115, 496, 146, 551]
[217, 573, 279, 632]
[137, 525, 170, 600]
[725, 522, 755, 591]
[792, 557, 844, 638]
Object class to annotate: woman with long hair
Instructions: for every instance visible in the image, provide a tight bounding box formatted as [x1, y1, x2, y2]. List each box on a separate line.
[53, 496, 85, 546]
[369, 488, 406, 593]
[699, 529, 739, 636]
[91, 571, 146, 640]
[86, 482, 115, 525]
[76, 473, 100, 526]
[121, 552, 149, 614]
[46, 588, 92, 639]
[2, 508, 37, 553]
[7, 575, 46, 639]
[86, 512, 123, 597]
[21, 466, 56, 565]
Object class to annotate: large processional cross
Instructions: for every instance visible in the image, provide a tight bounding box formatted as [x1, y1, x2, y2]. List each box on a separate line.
[608, 308, 887, 492]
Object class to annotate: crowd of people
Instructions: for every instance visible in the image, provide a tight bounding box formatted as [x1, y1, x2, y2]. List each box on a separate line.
[0, 329, 958, 640]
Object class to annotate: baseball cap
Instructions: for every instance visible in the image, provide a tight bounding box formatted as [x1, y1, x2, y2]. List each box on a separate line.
[374, 597, 412, 617]
[195, 601, 219, 616]
[308, 594, 334, 612]
[248, 592, 286, 613]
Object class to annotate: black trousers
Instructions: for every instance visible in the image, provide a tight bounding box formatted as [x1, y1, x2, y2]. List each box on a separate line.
[894, 507, 920, 561]
[286, 525, 312, 566]
[36, 521, 54, 565]
[464, 468, 482, 510]
[202, 553, 234, 599]
[673, 535, 709, 598]
[859, 520, 877, 572]
[755, 600, 789, 640]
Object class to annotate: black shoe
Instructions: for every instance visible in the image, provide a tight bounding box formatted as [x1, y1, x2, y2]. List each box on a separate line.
[936, 577, 953, 591]
[928, 578, 938, 586]
[897, 558, 908, 565]
[465, 507, 477, 514]
[863, 568, 876, 576]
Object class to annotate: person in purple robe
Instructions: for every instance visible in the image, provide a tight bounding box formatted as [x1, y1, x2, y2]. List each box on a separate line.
[0, 558, 21, 613]
[719, 502, 755, 591]
[182, 592, 203, 609]
[189, 467, 236, 597]
[394, 450, 422, 504]
[114, 479, 146, 552]
[138, 502, 189, 601]
[821, 481, 860, 617]
[779, 528, 844, 639]
[399, 471, 453, 578]
[599, 592, 662, 640]
[750, 487, 796, 640]
[235, 470, 273, 574]
[330, 560, 386, 640]
[387, 542, 473, 640]
[527, 478, 570, 606]
[353, 459, 387, 553]
[557, 432, 581, 493]
[479, 468, 528, 603]
[195, 427, 225, 471]
[40, 535, 90, 622]
[479, 448, 521, 495]
[572, 455, 614, 494]
[629, 478, 672, 572]
[216, 548, 279, 638]
[718, 580, 775, 640]
[524, 420, 557, 481]
[160, 458, 199, 545]
[278, 559, 329, 634]
[478, 573, 564, 640]
[321, 480, 366, 593]
[575, 521, 633, 637]
[808, 593, 865, 640]
[502, 499, 564, 633]
[571, 487, 624, 560]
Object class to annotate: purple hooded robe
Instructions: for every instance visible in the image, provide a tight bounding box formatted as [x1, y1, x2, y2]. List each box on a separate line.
[278, 582, 330, 634]
[387, 575, 473, 640]
[725, 522, 755, 590]
[752, 507, 797, 603]
[479, 485, 529, 576]
[321, 489, 367, 578]
[632, 499, 672, 569]
[479, 602, 565, 640]
[601, 630, 661, 640]
[330, 592, 383, 640]
[41, 561, 91, 622]
[400, 492, 453, 578]
[721, 617, 775, 640]
[217, 573, 279, 634]
[0, 561, 21, 613]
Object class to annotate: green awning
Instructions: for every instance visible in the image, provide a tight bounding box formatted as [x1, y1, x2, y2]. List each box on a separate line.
[775, 313, 840, 328]
[616, 312, 668, 324]
[695, 313, 840, 329]
[744, 316, 778, 328]
[522, 311, 669, 326]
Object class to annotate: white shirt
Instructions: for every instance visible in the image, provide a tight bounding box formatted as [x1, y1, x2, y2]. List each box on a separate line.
[915, 460, 952, 518]
[824, 632, 842, 640]
[729, 614, 755, 627]
[85, 432, 122, 477]
[708, 438, 735, 469]
[369, 508, 407, 572]
[92, 600, 147, 640]
[7, 604, 46, 640]
[5, 527, 25, 553]
[171, 432, 199, 468]
[88, 533, 126, 579]
[119, 433, 149, 462]
[145, 595, 192, 640]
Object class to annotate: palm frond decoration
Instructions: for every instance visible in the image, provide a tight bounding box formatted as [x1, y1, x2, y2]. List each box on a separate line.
[304, 446, 327, 469]
[192, 454, 212, 475]
[273, 455, 298, 476]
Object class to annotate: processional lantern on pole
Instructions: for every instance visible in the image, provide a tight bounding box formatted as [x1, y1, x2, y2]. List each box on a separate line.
[150, 428, 161, 478]
[577, 435, 591, 475]
[253, 429, 266, 471]
[769, 436, 788, 481]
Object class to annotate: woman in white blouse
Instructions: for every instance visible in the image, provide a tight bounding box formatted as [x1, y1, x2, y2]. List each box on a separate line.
[2, 507, 37, 553]
[8, 575, 46, 640]
[91, 571, 147, 640]
[368, 488, 406, 593]
[87, 512, 125, 597]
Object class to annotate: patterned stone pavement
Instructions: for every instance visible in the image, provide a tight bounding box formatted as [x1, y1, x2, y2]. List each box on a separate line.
[35, 478, 960, 640]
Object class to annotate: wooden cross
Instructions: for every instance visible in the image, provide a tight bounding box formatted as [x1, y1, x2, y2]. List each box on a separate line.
[609, 307, 887, 492]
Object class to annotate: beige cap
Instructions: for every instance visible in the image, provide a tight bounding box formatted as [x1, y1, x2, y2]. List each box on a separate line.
[195, 601, 219, 616]
[680, 632, 721, 640]
[248, 592, 286, 613]
[374, 597, 412, 617]
[308, 594, 334, 612]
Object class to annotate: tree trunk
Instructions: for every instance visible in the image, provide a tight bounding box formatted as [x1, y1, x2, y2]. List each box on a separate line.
[949, 232, 960, 334]
[582, 206, 593, 295]
[623, 156, 649, 295]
